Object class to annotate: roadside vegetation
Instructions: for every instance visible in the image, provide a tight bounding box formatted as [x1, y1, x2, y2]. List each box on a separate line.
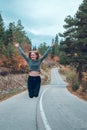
[0, 66, 51, 101]
[0, 12, 59, 101]
[59, 65, 87, 101]
[58, 0, 87, 101]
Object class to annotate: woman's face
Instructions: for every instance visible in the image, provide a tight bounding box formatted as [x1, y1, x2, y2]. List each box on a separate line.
[30, 52, 37, 60]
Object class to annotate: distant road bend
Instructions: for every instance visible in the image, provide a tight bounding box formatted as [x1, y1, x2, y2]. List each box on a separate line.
[0, 68, 87, 130]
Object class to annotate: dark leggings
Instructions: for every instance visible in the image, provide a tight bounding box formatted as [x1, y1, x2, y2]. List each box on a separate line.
[27, 76, 41, 98]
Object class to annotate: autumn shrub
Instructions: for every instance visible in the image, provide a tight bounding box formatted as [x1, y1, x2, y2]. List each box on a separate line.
[41, 63, 47, 70]
[59, 65, 68, 75]
[59, 65, 79, 86]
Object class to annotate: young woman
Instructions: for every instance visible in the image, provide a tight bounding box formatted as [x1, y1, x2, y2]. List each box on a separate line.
[14, 43, 54, 98]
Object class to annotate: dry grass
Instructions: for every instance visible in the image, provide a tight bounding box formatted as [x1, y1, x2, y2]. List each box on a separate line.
[67, 83, 87, 101]
[59, 65, 87, 101]
[0, 89, 26, 102]
[0, 67, 51, 101]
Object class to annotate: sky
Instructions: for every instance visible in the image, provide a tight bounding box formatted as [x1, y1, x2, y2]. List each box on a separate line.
[0, 0, 83, 46]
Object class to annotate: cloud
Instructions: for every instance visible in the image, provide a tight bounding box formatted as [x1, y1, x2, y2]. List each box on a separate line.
[0, 0, 83, 44]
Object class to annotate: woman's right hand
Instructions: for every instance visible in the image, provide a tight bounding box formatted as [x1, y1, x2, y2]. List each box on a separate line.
[14, 43, 19, 47]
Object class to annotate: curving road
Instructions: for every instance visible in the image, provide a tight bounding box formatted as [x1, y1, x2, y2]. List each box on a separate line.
[0, 68, 87, 130]
[37, 68, 87, 130]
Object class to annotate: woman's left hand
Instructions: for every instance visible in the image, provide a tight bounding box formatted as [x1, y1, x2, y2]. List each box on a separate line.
[14, 43, 19, 48]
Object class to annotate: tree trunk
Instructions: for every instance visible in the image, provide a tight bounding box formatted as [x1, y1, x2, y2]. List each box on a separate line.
[77, 62, 82, 82]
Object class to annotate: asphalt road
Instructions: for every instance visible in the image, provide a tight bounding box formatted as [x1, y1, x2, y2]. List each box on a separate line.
[0, 68, 87, 130]
[0, 91, 38, 130]
[37, 68, 87, 130]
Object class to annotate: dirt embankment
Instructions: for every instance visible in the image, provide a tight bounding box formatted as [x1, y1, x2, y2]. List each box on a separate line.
[0, 67, 51, 101]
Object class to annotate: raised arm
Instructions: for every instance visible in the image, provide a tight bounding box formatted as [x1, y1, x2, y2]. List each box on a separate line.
[40, 43, 55, 61]
[14, 43, 29, 62]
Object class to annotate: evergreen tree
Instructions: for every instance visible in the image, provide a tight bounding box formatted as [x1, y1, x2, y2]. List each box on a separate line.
[59, 0, 87, 82]
[16, 19, 26, 43]
[33, 45, 37, 50]
[0, 14, 31, 68]
[38, 42, 48, 55]
[51, 38, 55, 58]
[51, 35, 59, 58]
[54, 34, 59, 55]
[5, 22, 13, 45]
[0, 13, 5, 52]
[74, 0, 87, 80]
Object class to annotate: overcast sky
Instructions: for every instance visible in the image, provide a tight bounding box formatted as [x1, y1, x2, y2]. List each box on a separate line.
[0, 0, 83, 45]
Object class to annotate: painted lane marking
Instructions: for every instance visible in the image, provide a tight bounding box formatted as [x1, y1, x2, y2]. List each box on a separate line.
[39, 87, 52, 130]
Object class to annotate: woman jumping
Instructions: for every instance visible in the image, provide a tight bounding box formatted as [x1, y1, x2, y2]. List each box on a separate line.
[14, 43, 54, 98]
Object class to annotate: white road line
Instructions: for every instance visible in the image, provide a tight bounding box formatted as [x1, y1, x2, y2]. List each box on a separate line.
[39, 87, 52, 130]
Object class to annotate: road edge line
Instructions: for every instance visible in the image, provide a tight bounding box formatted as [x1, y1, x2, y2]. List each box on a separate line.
[39, 87, 52, 130]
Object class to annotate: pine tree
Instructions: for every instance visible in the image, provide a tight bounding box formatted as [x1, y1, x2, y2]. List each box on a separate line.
[59, 0, 87, 82]
[54, 34, 59, 55]
[5, 22, 13, 46]
[38, 42, 48, 55]
[51, 38, 55, 58]
[16, 19, 26, 43]
[0, 13, 5, 52]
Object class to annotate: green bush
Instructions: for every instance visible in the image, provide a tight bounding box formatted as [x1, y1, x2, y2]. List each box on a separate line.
[72, 82, 79, 91]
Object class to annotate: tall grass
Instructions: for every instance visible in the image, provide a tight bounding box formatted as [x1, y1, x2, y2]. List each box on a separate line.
[59, 66, 79, 91]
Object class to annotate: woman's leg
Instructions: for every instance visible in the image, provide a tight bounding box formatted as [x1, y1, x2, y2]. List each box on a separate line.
[27, 76, 34, 98]
[33, 76, 41, 97]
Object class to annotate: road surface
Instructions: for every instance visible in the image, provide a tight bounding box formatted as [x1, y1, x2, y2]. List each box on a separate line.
[37, 68, 87, 130]
[0, 68, 87, 130]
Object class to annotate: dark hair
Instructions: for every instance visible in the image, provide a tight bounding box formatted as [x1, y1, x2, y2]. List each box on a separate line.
[28, 51, 39, 60]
